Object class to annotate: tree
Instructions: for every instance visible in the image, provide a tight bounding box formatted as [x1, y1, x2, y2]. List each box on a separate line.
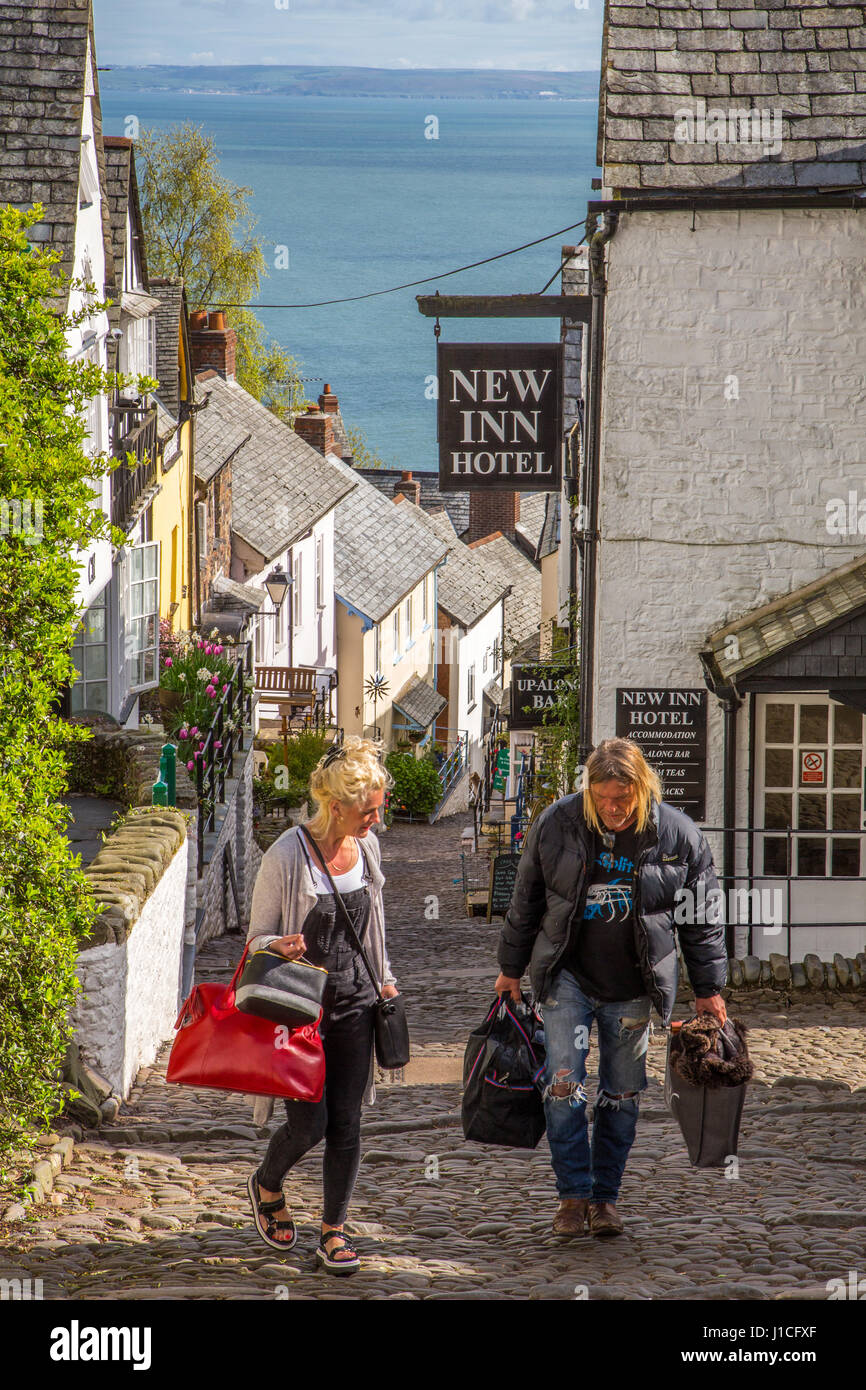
[344, 423, 395, 471]
[0, 205, 122, 1155]
[135, 122, 305, 419]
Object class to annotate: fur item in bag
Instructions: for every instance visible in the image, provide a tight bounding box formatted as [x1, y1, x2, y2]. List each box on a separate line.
[669, 1014, 754, 1089]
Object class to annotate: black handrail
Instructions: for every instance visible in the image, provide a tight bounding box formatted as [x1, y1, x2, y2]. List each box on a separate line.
[196, 647, 254, 877]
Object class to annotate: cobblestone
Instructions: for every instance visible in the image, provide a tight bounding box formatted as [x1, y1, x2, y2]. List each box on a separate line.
[2, 816, 865, 1300]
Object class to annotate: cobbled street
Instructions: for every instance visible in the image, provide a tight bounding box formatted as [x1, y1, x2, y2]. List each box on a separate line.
[3, 818, 866, 1302]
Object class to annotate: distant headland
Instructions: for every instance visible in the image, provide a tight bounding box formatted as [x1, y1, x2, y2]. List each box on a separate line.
[98, 64, 600, 100]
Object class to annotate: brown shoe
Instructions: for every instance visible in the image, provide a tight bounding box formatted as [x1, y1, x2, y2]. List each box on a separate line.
[588, 1201, 624, 1238]
[552, 1198, 589, 1237]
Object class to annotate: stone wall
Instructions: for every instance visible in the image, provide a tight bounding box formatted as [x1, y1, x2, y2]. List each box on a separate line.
[75, 810, 188, 1097]
[196, 741, 257, 946]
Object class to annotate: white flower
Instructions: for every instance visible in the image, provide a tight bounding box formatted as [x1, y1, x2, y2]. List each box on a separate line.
[196, 668, 214, 683]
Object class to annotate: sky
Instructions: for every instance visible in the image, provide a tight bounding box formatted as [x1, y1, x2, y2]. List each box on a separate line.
[92, 0, 604, 72]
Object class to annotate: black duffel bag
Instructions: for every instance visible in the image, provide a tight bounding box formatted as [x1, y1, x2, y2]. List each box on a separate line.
[462, 994, 546, 1149]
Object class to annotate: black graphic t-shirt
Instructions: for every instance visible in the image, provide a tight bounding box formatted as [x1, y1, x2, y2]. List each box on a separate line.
[560, 823, 647, 1003]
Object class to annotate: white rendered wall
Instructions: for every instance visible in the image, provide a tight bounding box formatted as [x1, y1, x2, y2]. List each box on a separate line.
[592, 206, 866, 831]
[72, 839, 188, 1098]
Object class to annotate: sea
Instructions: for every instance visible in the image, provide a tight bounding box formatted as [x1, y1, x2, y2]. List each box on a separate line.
[100, 92, 600, 472]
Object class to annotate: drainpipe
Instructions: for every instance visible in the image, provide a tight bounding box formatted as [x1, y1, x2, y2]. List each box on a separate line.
[578, 210, 619, 765]
[700, 650, 744, 959]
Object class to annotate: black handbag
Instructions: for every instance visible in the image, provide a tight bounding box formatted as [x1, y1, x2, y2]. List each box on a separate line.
[235, 945, 327, 1029]
[462, 994, 547, 1149]
[299, 826, 410, 1070]
[664, 1015, 752, 1168]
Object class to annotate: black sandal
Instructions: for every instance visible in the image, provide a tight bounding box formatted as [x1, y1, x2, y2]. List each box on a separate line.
[316, 1229, 360, 1276]
[247, 1171, 298, 1252]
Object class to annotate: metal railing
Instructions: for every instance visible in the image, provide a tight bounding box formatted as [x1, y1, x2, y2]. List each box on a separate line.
[684, 823, 866, 959]
[196, 644, 254, 876]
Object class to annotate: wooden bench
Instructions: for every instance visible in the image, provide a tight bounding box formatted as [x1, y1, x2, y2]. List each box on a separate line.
[255, 665, 317, 718]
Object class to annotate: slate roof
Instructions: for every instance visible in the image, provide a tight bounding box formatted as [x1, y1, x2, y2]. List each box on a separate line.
[535, 493, 561, 562]
[392, 673, 447, 729]
[327, 455, 449, 623]
[353, 466, 471, 537]
[394, 499, 510, 629]
[467, 532, 543, 652]
[149, 277, 186, 419]
[102, 137, 149, 289]
[703, 550, 866, 682]
[193, 372, 356, 559]
[599, 1, 866, 192]
[0, 1, 116, 312]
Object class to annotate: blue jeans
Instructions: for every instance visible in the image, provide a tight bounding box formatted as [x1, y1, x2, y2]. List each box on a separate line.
[539, 968, 653, 1204]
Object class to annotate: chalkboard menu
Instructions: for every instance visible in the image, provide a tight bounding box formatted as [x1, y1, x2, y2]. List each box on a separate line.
[487, 852, 521, 921]
[615, 687, 707, 822]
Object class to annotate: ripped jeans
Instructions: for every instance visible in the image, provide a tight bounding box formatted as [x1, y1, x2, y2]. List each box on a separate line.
[539, 968, 653, 1204]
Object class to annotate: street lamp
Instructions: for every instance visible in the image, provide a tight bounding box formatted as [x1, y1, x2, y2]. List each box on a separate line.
[264, 564, 291, 612]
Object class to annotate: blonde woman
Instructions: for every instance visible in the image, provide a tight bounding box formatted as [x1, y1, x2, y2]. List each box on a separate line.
[495, 737, 727, 1239]
[245, 736, 397, 1275]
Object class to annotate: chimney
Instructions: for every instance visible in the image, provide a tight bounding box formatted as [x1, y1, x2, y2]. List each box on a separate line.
[294, 402, 336, 457]
[190, 310, 236, 381]
[393, 470, 420, 506]
[467, 490, 520, 543]
[318, 383, 339, 415]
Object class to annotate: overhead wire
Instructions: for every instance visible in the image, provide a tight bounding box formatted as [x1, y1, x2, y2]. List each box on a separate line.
[205, 217, 593, 310]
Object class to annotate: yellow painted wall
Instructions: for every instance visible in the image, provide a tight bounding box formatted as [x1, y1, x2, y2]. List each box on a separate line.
[153, 413, 193, 631]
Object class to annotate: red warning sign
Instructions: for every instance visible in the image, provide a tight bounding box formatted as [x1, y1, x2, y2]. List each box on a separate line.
[801, 750, 825, 784]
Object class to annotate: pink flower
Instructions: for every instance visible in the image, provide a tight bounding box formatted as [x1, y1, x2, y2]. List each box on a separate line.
[198, 741, 205, 751]
[196, 640, 204, 649]
[214, 644, 223, 655]
[179, 727, 188, 740]
[206, 684, 216, 697]
[205, 643, 213, 654]
[222, 683, 229, 693]
[194, 749, 202, 759]
[164, 656, 173, 668]
[190, 726, 199, 737]
[214, 740, 223, 751]
[186, 760, 194, 772]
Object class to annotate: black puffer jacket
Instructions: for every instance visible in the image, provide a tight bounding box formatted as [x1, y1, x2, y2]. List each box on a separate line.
[498, 795, 727, 1024]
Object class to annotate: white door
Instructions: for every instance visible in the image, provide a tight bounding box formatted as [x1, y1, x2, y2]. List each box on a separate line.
[754, 694, 866, 960]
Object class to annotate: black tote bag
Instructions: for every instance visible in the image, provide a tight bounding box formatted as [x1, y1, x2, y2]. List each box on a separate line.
[664, 1016, 752, 1169]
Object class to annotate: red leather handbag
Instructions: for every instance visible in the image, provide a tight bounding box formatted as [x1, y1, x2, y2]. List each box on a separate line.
[166, 944, 325, 1101]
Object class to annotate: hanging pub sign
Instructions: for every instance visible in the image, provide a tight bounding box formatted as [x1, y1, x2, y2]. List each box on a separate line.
[437, 342, 563, 492]
[510, 663, 573, 730]
[615, 688, 708, 822]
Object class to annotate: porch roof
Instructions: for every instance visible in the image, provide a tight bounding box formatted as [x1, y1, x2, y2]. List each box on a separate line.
[393, 674, 447, 729]
[703, 552, 866, 684]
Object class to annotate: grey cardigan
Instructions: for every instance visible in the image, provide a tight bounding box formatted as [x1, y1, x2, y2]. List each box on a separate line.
[244, 824, 396, 1121]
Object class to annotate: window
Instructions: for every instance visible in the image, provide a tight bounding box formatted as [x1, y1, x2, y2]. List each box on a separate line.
[70, 588, 109, 713]
[316, 534, 325, 609]
[404, 596, 412, 647]
[422, 575, 429, 626]
[213, 478, 221, 540]
[195, 501, 207, 564]
[492, 635, 501, 673]
[393, 611, 400, 661]
[373, 624, 381, 677]
[482, 647, 488, 674]
[254, 615, 265, 665]
[467, 663, 476, 708]
[292, 552, 303, 628]
[124, 541, 159, 691]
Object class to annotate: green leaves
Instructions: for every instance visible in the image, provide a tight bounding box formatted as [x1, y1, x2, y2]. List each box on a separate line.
[0, 205, 109, 1154]
[384, 752, 443, 819]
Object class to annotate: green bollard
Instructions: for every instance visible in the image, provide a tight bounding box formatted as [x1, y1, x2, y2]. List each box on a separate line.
[161, 742, 177, 807]
[152, 774, 168, 806]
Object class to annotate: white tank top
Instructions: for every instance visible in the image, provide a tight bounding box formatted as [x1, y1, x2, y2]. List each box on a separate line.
[306, 838, 367, 895]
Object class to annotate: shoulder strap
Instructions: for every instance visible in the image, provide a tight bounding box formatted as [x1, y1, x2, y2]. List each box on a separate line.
[298, 825, 383, 1000]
